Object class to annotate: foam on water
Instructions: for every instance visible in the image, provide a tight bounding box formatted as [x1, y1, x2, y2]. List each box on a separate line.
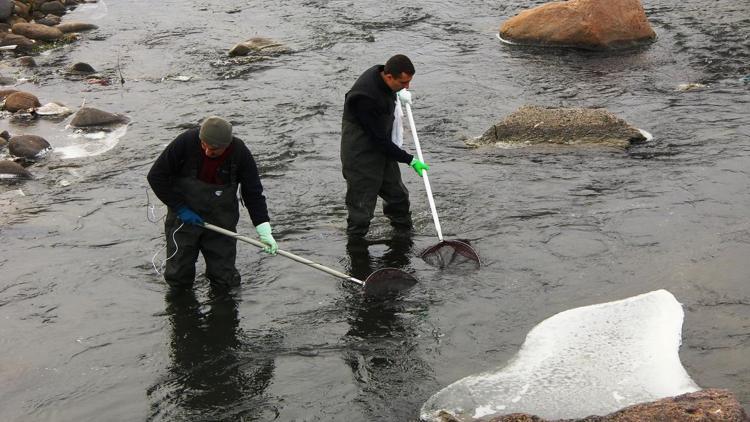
[420, 290, 700, 421]
[55, 125, 128, 159]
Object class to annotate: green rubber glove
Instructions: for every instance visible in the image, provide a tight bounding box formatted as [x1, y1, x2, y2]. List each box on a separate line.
[255, 222, 278, 255]
[409, 158, 430, 177]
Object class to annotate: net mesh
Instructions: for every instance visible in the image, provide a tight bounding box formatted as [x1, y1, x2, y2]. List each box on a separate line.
[420, 240, 481, 269]
[363, 268, 418, 296]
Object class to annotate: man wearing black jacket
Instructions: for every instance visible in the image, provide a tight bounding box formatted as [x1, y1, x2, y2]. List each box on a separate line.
[147, 116, 277, 290]
[341, 54, 429, 237]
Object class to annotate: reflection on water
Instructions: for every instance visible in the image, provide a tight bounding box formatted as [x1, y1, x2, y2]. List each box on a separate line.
[340, 235, 434, 420]
[147, 288, 277, 421]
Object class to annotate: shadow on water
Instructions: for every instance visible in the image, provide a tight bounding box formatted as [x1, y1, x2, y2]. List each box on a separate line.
[338, 234, 435, 420]
[147, 288, 279, 421]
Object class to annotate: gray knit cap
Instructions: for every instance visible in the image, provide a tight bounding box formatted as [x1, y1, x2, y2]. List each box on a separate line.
[199, 116, 233, 148]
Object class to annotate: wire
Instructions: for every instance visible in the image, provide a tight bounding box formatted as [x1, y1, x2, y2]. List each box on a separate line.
[146, 188, 181, 276]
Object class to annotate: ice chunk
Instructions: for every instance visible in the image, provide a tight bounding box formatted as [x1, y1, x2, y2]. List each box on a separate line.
[420, 290, 699, 421]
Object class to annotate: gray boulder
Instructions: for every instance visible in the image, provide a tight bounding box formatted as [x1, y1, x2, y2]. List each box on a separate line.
[70, 107, 129, 127]
[228, 37, 290, 56]
[470, 105, 646, 149]
[0, 0, 13, 22]
[55, 21, 98, 33]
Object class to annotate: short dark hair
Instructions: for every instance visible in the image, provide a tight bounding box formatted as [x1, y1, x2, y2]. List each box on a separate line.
[384, 54, 415, 76]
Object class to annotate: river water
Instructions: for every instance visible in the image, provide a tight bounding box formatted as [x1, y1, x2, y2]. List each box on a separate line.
[1, 0, 748, 420]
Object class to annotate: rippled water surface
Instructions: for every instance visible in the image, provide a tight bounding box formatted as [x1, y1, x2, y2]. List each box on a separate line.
[1, 0, 748, 420]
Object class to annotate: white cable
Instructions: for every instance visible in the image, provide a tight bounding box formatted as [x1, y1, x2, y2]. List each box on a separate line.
[152, 222, 184, 275]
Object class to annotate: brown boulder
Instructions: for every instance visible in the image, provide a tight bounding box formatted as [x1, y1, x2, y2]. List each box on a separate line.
[0, 89, 19, 100]
[12, 21, 63, 40]
[479, 389, 747, 421]
[499, 0, 656, 50]
[470, 105, 646, 149]
[55, 21, 97, 33]
[3, 91, 41, 112]
[0, 160, 32, 179]
[8, 134, 50, 159]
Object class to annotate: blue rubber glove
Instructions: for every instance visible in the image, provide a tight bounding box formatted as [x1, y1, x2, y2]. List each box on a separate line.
[255, 222, 278, 255]
[409, 158, 429, 177]
[176, 206, 204, 226]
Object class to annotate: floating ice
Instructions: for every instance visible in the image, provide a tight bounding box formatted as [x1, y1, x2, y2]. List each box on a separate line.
[55, 125, 128, 159]
[420, 290, 699, 421]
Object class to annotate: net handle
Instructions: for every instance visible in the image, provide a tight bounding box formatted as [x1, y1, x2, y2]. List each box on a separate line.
[202, 223, 365, 286]
[405, 102, 444, 242]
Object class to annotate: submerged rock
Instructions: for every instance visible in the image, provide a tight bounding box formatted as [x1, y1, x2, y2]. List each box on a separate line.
[8, 134, 51, 159]
[499, 0, 656, 50]
[0, 160, 32, 179]
[477, 389, 746, 421]
[70, 106, 129, 127]
[55, 21, 98, 33]
[228, 37, 290, 56]
[469, 105, 646, 149]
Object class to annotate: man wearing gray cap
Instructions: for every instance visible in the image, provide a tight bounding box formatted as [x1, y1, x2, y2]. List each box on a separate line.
[147, 116, 277, 291]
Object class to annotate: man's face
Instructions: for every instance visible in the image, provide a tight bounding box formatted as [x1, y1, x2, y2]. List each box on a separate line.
[200, 139, 227, 158]
[384, 71, 412, 92]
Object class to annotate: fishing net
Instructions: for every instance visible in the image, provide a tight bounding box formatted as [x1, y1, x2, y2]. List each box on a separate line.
[363, 268, 418, 296]
[420, 240, 481, 269]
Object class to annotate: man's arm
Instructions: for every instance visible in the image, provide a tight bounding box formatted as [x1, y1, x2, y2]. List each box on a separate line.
[351, 98, 414, 164]
[235, 142, 270, 226]
[146, 131, 192, 209]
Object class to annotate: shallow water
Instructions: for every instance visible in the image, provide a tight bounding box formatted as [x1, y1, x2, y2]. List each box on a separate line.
[1, 0, 748, 420]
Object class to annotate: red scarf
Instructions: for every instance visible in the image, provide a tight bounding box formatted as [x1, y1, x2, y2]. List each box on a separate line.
[198, 145, 233, 185]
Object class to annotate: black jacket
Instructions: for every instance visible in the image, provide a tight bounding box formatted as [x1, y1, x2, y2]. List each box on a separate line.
[342, 65, 413, 164]
[147, 128, 270, 226]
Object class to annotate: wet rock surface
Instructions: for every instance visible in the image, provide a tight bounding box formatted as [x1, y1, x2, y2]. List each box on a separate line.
[475, 389, 747, 422]
[469, 105, 647, 149]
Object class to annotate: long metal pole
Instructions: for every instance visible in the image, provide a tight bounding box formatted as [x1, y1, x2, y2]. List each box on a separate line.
[405, 103, 444, 242]
[202, 223, 365, 287]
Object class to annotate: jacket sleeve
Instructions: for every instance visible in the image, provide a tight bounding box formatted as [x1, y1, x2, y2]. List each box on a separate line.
[146, 132, 191, 210]
[235, 142, 271, 226]
[350, 97, 414, 164]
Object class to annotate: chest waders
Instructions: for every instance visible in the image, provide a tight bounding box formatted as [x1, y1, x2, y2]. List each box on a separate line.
[341, 117, 411, 237]
[163, 154, 242, 289]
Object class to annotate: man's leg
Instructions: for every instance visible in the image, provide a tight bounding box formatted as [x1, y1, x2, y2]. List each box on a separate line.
[380, 161, 412, 231]
[163, 219, 201, 290]
[202, 230, 241, 288]
[344, 168, 382, 237]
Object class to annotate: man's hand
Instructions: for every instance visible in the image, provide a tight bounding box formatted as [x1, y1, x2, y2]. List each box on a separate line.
[409, 158, 429, 177]
[255, 222, 278, 255]
[176, 206, 204, 226]
[397, 89, 412, 106]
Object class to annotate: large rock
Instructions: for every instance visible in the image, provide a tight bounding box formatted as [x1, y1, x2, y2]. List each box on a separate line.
[11, 21, 63, 40]
[70, 106, 129, 127]
[499, 0, 656, 50]
[477, 389, 747, 421]
[8, 134, 51, 159]
[0, 160, 32, 179]
[228, 37, 290, 56]
[469, 105, 646, 149]
[3, 91, 41, 112]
